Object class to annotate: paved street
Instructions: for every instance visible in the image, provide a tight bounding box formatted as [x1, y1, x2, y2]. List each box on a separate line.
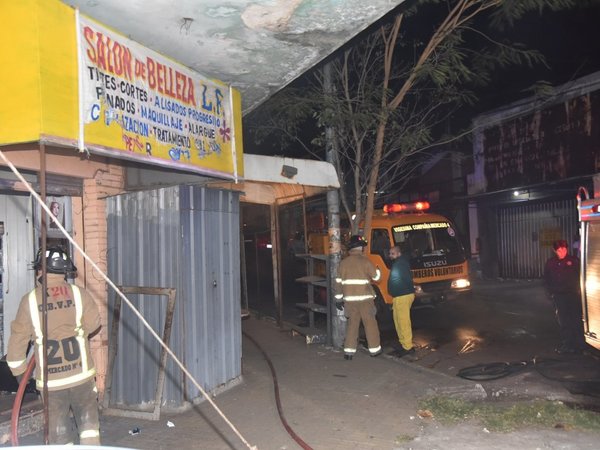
[401, 278, 560, 370]
[6, 278, 600, 449]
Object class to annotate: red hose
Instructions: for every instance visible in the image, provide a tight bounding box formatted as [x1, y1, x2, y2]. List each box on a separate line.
[11, 357, 36, 446]
[242, 332, 313, 450]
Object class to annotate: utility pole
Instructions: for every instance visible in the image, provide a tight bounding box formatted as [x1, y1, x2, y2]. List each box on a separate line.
[323, 62, 344, 348]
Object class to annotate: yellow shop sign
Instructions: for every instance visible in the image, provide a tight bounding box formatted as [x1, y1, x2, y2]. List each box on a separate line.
[0, 0, 243, 180]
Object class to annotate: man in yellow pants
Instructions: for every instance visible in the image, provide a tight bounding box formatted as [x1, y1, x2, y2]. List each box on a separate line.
[387, 246, 415, 357]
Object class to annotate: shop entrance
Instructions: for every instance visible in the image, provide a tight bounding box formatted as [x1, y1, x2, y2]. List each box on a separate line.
[0, 193, 34, 354]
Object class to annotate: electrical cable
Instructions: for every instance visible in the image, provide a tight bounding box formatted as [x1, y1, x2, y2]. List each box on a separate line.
[242, 331, 314, 450]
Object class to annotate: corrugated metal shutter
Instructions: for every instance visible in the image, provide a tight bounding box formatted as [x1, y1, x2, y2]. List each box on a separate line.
[498, 199, 578, 278]
[106, 185, 241, 410]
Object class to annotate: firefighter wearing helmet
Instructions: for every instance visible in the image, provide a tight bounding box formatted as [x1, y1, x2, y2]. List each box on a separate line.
[7, 246, 101, 445]
[334, 235, 382, 360]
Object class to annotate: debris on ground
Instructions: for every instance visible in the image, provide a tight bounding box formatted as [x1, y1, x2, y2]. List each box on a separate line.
[417, 409, 434, 419]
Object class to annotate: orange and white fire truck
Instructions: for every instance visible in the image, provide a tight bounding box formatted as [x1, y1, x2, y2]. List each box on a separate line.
[362, 201, 471, 320]
[577, 186, 600, 350]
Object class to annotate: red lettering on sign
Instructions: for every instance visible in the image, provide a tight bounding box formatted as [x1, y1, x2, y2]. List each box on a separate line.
[83, 26, 133, 81]
[145, 57, 196, 106]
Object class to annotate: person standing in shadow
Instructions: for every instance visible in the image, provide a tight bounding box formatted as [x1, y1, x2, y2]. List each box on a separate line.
[544, 239, 586, 354]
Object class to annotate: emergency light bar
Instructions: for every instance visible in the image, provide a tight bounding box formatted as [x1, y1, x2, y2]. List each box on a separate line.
[383, 201, 430, 214]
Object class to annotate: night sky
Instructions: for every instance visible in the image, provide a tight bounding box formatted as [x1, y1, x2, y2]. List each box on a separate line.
[475, 1, 600, 110]
[243, 1, 600, 157]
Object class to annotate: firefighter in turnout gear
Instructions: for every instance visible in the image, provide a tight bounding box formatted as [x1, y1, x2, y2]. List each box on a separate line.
[7, 247, 101, 445]
[335, 235, 382, 360]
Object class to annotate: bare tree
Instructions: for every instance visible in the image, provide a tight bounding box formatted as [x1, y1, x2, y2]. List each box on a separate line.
[246, 0, 576, 237]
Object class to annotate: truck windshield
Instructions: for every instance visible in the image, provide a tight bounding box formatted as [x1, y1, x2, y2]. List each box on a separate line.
[392, 222, 461, 258]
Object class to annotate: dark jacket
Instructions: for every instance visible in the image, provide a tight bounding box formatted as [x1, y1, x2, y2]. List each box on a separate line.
[544, 254, 580, 295]
[388, 254, 415, 297]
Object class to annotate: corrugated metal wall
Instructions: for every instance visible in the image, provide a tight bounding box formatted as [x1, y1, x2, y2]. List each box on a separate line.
[498, 199, 578, 278]
[107, 185, 241, 410]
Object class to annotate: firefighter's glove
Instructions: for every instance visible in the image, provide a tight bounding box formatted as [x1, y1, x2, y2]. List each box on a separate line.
[335, 301, 344, 311]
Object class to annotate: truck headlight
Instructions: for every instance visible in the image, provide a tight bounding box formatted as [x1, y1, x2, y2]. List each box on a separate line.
[451, 278, 470, 289]
[414, 284, 423, 294]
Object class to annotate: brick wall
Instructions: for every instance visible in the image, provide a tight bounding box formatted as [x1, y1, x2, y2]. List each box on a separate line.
[82, 164, 125, 395]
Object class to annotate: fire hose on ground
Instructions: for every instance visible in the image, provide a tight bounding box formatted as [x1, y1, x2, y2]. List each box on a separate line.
[11, 356, 36, 446]
[457, 356, 600, 398]
[1, 147, 258, 450]
[243, 331, 314, 450]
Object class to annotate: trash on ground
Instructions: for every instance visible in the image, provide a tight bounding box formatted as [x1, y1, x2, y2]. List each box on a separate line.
[417, 409, 433, 419]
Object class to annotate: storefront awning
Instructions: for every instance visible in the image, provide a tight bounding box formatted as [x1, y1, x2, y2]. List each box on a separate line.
[208, 154, 339, 205]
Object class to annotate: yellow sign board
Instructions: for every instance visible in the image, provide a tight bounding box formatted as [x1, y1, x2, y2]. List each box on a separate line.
[0, 0, 243, 179]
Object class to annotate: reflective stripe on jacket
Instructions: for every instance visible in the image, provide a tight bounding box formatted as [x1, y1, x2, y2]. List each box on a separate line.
[335, 253, 380, 302]
[7, 274, 101, 391]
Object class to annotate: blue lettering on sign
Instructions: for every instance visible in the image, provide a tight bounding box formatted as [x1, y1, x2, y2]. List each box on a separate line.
[201, 85, 212, 112]
[194, 139, 221, 158]
[141, 105, 171, 126]
[105, 109, 119, 126]
[169, 147, 190, 161]
[90, 104, 100, 121]
[170, 116, 183, 131]
[215, 88, 223, 116]
[122, 115, 149, 137]
[195, 139, 207, 157]
[210, 141, 221, 155]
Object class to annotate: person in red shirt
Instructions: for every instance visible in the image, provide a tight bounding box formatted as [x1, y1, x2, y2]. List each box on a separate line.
[543, 239, 586, 354]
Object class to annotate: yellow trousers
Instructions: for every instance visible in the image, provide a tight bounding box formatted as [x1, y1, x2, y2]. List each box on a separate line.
[343, 299, 381, 355]
[392, 293, 415, 350]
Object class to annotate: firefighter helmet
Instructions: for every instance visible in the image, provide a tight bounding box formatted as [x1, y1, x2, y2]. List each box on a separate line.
[33, 246, 77, 275]
[348, 235, 367, 250]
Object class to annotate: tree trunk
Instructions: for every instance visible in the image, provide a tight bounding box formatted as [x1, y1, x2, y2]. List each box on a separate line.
[363, 117, 388, 239]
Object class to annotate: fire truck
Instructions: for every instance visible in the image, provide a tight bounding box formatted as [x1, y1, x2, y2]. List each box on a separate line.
[577, 185, 600, 350]
[362, 201, 471, 324]
[304, 201, 471, 324]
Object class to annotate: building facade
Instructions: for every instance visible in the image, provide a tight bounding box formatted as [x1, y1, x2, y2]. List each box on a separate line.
[467, 72, 600, 278]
